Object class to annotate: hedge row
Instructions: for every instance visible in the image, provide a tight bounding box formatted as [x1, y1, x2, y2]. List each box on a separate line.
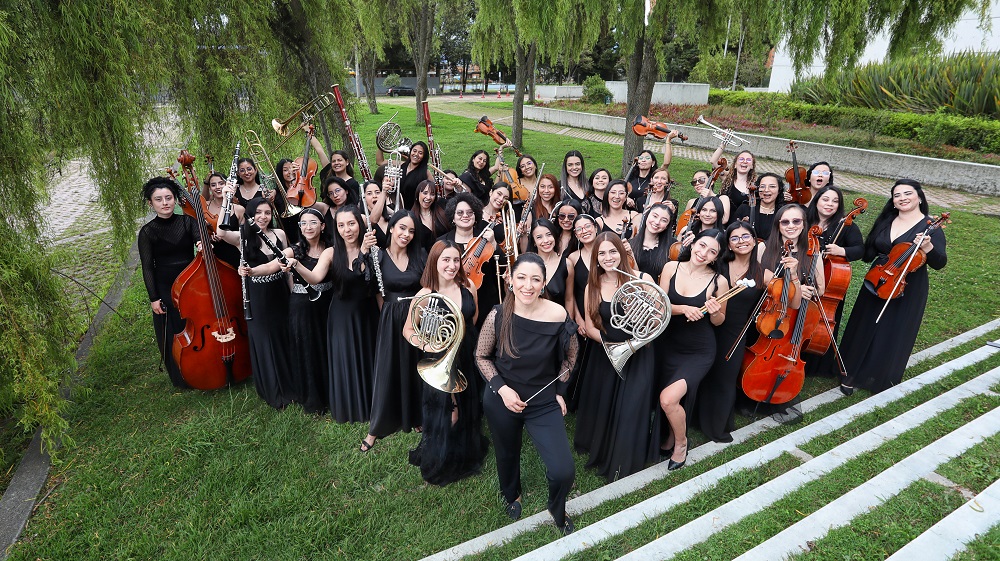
[708, 89, 1000, 154]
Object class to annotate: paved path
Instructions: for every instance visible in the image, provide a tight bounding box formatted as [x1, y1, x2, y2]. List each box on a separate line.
[421, 98, 1000, 215]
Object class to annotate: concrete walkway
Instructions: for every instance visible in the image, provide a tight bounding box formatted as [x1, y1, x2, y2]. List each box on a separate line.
[420, 98, 1000, 216]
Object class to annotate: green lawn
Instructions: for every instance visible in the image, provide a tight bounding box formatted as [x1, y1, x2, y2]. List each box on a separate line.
[8, 105, 1000, 560]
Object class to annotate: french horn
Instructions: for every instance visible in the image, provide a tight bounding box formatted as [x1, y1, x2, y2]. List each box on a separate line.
[603, 268, 671, 377]
[401, 293, 467, 393]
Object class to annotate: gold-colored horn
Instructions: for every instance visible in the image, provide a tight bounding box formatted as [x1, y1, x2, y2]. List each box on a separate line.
[602, 268, 671, 377]
[271, 86, 336, 150]
[404, 293, 467, 393]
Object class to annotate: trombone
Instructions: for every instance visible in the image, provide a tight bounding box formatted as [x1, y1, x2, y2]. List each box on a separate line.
[244, 129, 303, 218]
[272, 86, 336, 150]
[697, 115, 750, 147]
[494, 200, 519, 299]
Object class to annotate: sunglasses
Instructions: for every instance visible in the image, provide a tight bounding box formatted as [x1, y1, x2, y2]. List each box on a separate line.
[691, 178, 707, 186]
[779, 218, 804, 226]
[557, 213, 576, 220]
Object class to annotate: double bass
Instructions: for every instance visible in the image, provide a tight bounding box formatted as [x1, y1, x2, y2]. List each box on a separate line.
[175, 150, 218, 234]
[168, 159, 252, 390]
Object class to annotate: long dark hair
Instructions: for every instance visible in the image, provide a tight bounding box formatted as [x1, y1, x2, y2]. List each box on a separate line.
[330, 149, 357, 178]
[533, 173, 560, 221]
[761, 204, 809, 272]
[241, 197, 276, 262]
[805, 185, 847, 230]
[806, 161, 834, 188]
[275, 159, 294, 190]
[864, 179, 929, 262]
[626, 149, 659, 182]
[586, 232, 636, 332]
[719, 221, 765, 286]
[410, 179, 448, 237]
[330, 204, 368, 297]
[409, 141, 430, 169]
[386, 209, 427, 270]
[680, 228, 725, 274]
[527, 218, 562, 255]
[629, 202, 674, 278]
[235, 158, 260, 186]
[292, 207, 330, 261]
[692, 196, 724, 233]
[465, 149, 492, 186]
[601, 179, 630, 218]
[322, 175, 359, 208]
[560, 150, 590, 196]
[497, 253, 547, 359]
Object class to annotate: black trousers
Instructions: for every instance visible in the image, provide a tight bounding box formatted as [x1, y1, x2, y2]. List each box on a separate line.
[483, 389, 575, 527]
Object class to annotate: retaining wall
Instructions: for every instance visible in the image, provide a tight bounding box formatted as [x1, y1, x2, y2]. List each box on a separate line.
[605, 82, 709, 105]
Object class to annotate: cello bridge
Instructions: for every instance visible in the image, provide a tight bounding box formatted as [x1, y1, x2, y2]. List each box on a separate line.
[212, 328, 237, 343]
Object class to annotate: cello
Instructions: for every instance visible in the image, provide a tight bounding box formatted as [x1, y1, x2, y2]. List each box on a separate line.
[740, 236, 815, 405]
[168, 162, 252, 390]
[805, 198, 867, 355]
[784, 141, 810, 204]
[287, 124, 318, 207]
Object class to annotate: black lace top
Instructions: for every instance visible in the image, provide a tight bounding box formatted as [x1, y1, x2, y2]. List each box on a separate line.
[137, 214, 202, 302]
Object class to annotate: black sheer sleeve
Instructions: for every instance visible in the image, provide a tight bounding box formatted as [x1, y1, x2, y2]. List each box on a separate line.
[137, 226, 159, 302]
[555, 316, 579, 396]
[475, 308, 505, 393]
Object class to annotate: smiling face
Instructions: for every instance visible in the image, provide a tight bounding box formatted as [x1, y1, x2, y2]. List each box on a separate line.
[453, 201, 476, 230]
[607, 182, 628, 210]
[596, 240, 621, 273]
[645, 206, 671, 235]
[538, 177, 556, 203]
[690, 235, 720, 266]
[556, 206, 578, 231]
[565, 156, 582, 178]
[254, 203, 273, 231]
[238, 162, 257, 184]
[735, 151, 754, 174]
[518, 158, 536, 178]
[489, 186, 510, 209]
[810, 164, 832, 189]
[511, 261, 545, 305]
[728, 226, 755, 256]
[149, 187, 176, 218]
[208, 176, 227, 200]
[391, 216, 415, 249]
[532, 224, 556, 254]
[592, 170, 611, 192]
[298, 212, 324, 242]
[778, 207, 806, 241]
[330, 153, 348, 174]
[436, 246, 461, 282]
[336, 211, 360, 246]
[892, 183, 921, 213]
[574, 217, 597, 244]
[409, 144, 425, 165]
[637, 151, 654, 171]
[758, 176, 780, 204]
[816, 190, 840, 220]
[472, 152, 488, 171]
[418, 184, 436, 209]
[698, 202, 719, 227]
[651, 169, 669, 192]
[282, 163, 297, 183]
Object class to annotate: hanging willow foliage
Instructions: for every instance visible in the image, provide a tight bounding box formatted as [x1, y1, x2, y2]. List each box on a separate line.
[1, 0, 356, 457]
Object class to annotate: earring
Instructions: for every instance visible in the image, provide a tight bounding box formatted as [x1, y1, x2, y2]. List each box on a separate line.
[540, 286, 546, 296]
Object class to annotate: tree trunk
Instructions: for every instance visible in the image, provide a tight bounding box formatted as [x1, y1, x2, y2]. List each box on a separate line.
[623, 29, 657, 177]
[360, 46, 379, 114]
[528, 51, 537, 105]
[461, 58, 468, 91]
[410, 0, 436, 125]
[511, 41, 535, 148]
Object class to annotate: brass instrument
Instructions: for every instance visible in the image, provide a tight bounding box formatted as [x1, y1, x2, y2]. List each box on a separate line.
[401, 293, 467, 393]
[272, 86, 336, 150]
[697, 115, 750, 147]
[495, 200, 519, 297]
[603, 268, 671, 377]
[244, 129, 302, 218]
[377, 111, 411, 211]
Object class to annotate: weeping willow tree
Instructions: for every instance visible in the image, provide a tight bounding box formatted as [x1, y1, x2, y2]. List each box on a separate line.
[1, 0, 356, 457]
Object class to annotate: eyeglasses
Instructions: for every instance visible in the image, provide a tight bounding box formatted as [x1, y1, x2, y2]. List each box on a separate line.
[238, 167, 255, 174]
[330, 188, 345, 195]
[574, 223, 595, 233]
[637, 155, 652, 161]
[298, 221, 322, 227]
[557, 213, 576, 220]
[691, 177, 707, 186]
[736, 157, 753, 163]
[455, 209, 475, 217]
[730, 233, 754, 243]
[811, 170, 831, 177]
[779, 218, 804, 226]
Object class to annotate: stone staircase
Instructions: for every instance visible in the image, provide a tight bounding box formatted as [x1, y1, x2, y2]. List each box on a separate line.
[422, 318, 1000, 561]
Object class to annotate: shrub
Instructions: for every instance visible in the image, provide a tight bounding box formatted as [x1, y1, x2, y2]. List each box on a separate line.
[581, 75, 613, 104]
[382, 73, 401, 89]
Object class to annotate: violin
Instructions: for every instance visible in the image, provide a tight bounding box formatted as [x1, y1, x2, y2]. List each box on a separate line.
[631, 116, 689, 141]
[668, 214, 700, 261]
[495, 145, 529, 202]
[864, 213, 950, 302]
[462, 213, 501, 289]
[740, 237, 812, 405]
[168, 158, 252, 390]
[174, 151, 218, 234]
[475, 116, 523, 157]
[754, 240, 797, 339]
[784, 141, 810, 204]
[675, 157, 726, 237]
[805, 198, 867, 355]
[288, 124, 318, 207]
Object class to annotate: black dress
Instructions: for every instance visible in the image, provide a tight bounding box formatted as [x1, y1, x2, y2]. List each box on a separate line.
[137, 214, 201, 388]
[562, 185, 595, 217]
[566, 254, 591, 412]
[804, 221, 864, 377]
[286, 251, 334, 413]
[636, 244, 669, 282]
[401, 164, 431, 209]
[459, 169, 492, 205]
[657, 273, 719, 422]
[698, 278, 764, 442]
[582, 300, 661, 481]
[734, 203, 777, 241]
[840, 218, 946, 393]
[408, 287, 489, 485]
[544, 256, 569, 307]
[439, 226, 501, 329]
[244, 234, 293, 409]
[327, 254, 379, 423]
[368, 250, 426, 437]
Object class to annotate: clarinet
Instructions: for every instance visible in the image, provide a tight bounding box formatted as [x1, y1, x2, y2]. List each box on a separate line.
[359, 191, 386, 296]
[219, 141, 241, 225]
[332, 84, 373, 181]
[240, 229, 252, 320]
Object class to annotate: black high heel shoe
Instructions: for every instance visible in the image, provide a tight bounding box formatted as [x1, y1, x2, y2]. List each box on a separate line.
[840, 384, 855, 396]
[668, 443, 687, 471]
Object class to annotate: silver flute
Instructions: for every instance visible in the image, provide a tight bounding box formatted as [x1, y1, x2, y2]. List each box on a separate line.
[359, 193, 385, 296]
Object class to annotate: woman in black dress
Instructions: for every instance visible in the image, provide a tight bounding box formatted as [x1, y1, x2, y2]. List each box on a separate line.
[565, 213, 598, 411]
[596, 180, 640, 239]
[552, 200, 582, 258]
[676, 196, 724, 256]
[635, 166, 673, 213]
[657, 229, 729, 469]
[363, 179, 390, 248]
[711, 149, 756, 213]
[734, 173, 784, 241]
[201, 172, 243, 269]
[589, 168, 611, 216]
[237, 197, 293, 409]
[519, 173, 560, 252]
[628, 202, 674, 282]
[804, 185, 865, 378]
[326, 205, 379, 423]
[137, 177, 203, 388]
[839, 179, 946, 394]
[476, 253, 580, 535]
[527, 218, 570, 310]
[378, 140, 434, 210]
[560, 150, 594, 216]
[403, 241, 488, 485]
[361, 210, 427, 451]
[410, 179, 448, 251]
[440, 193, 499, 329]
[806, 161, 833, 199]
[282, 207, 334, 413]
[460, 149, 495, 205]
[580, 233, 662, 481]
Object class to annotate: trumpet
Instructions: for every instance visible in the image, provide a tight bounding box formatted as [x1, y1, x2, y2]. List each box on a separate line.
[603, 268, 671, 377]
[697, 115, 750, 148]
[272, 86, 336, 150]
[244, 130, 303, 218]
[401, 293, 467, 394]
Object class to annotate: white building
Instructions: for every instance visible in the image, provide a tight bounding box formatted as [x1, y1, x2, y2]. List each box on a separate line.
[768, 1, 1000, 92]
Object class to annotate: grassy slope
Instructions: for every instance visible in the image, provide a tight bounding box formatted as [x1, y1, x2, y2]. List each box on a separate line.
[9, 103, 1000, 560]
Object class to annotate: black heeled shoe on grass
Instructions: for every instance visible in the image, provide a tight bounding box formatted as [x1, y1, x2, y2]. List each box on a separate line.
[506, 498, 522, 520]
[840, 384, 855, 396]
